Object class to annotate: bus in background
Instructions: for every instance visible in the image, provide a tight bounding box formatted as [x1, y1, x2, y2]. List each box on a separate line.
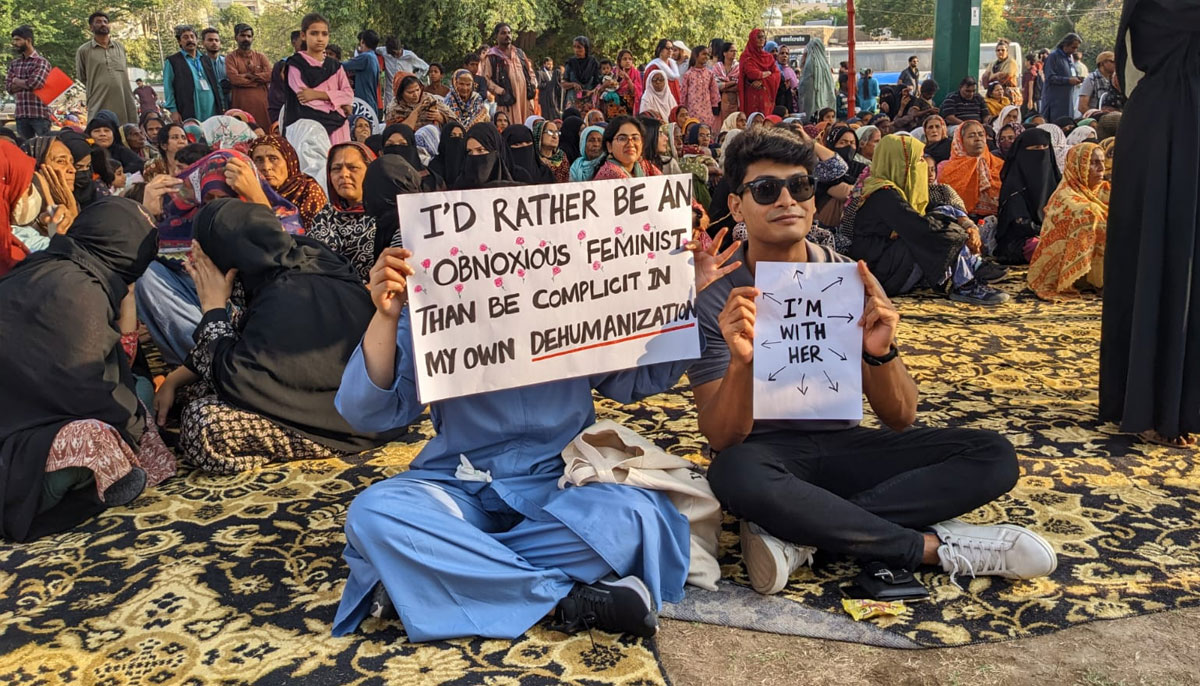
[824, 40, 1023, 85]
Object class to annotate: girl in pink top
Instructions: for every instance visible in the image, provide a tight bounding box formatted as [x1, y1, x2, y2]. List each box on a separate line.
[679, 46, 720, 131]
[283, 13, 354, 144]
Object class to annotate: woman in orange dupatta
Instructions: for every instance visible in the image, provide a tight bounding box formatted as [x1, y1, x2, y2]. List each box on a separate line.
[937, 120, 1003, 217]
[1027, 142, 1109, 300]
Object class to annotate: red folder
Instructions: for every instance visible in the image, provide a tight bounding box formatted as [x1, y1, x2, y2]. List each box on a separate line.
[34, 67, 74, 106]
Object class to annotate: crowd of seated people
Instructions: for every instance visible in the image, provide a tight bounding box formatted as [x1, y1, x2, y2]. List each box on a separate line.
[1, 19, 1132, 649]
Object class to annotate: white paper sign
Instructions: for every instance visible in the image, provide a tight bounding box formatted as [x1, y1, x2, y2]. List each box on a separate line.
[397, 175, 699, 403]
[753, 262, 864, 420]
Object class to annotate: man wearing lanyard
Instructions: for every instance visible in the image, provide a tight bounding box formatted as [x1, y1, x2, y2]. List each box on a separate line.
[162, 25, 219, 123]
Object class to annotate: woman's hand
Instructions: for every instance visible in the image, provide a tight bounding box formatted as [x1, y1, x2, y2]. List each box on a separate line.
[689, 226, 742, 294]
[119, 282, 138, 333]
[224, 156, 269, 206]
[33, 169, 78, 235]
[154, 367, 199, 425]
[752, 80, 763, 89]
[185, 240, 236, 313]
[142, 175, 183, 217]
[154, 377, 177, 426]
[966, 226, 982, 255]
[369, 247, 414, 320]
[297, 87, 328, 104]
[858, 261, 898, 357]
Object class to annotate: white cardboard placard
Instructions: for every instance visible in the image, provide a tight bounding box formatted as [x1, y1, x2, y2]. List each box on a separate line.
[397, 175, 699, 403]
[753, 261, 864, 420]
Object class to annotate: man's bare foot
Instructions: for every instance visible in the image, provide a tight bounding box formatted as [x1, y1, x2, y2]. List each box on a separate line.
[1139, 430, 1197, 449]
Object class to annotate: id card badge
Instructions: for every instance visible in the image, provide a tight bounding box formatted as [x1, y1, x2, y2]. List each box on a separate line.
[198, 76, 211, 91]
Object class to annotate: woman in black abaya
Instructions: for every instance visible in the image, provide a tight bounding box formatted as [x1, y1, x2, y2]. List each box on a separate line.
[169, 199, 406, 473]
[502, 124, 555, 184]
[0, 197, 174, 541]
[380, 123, 445, 193]
[455, 122, 516, 189]
[1100, 0, 1200, 447]
[994, 128, 1061, 264]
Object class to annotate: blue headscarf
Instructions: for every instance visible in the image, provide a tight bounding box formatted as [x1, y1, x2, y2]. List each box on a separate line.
[569, 125, 607, 182]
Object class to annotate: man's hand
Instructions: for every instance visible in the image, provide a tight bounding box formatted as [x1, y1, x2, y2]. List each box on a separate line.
[717, 286, 759, 367]
[689, 227, 742, 294]
[858, 261, 898, 357]
[369, 247, 414, 320]
[185, 240, 236, 313]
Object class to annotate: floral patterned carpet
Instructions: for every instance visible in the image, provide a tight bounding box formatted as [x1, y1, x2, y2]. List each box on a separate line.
[2, 278, 1199, 684]
[613, 280, 1200, 648]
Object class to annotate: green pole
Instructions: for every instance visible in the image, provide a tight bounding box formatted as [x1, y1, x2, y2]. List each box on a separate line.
[931, 0, 982, 106]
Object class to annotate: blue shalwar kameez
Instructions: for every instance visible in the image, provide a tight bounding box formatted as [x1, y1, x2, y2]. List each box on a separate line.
[331, 307, 696, 642]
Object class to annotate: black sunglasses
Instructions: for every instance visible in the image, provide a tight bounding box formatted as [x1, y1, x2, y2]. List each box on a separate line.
[736, 173, 815, 205]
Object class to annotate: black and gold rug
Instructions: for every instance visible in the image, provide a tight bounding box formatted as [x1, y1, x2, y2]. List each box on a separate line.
[615, 282, 1200, 648]
[3, 279, 1199, 684]
[0, 441, 671, 685]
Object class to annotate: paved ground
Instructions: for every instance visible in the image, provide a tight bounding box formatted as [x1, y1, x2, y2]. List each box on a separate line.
[657, 607, 1200, 686]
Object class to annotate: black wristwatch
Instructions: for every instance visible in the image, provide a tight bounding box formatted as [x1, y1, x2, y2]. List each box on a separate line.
[863, 344, 899, 366]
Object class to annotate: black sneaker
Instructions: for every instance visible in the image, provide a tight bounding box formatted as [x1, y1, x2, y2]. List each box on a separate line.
[973, 260, 1009, 283]
[102, 467, 146, 507]
[368, 582, 398, 620]
[949, 280, 1010, 306]
[551, 576, 658, 638]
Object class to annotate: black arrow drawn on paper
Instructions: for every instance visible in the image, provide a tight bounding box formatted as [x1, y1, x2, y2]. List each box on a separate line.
[768, 366, 785, 381]
[827, 312, 855, 323]
[793, 269, 804, 287]
[821, 276, 844, 292]
[823, 369, 839, 392]
[761, 291, 782, 305]
[797, 374, 808, 395]
[828, 348, 847, 361]
[760, 339, 781, 350]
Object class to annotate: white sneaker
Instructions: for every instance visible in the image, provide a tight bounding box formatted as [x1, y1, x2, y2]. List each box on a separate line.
[740, 521, 817, 595]
[930, 519, 1058, 586]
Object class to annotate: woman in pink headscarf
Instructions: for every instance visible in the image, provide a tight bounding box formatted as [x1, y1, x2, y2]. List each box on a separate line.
[738, 29, 779, 116]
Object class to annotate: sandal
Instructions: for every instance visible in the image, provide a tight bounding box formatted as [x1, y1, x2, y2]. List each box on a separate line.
[1139, 430, 1197, 449]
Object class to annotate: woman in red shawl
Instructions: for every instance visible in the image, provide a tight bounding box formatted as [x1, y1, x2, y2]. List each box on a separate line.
[738, 29, 780, 116]
[0, 140, 35, 276]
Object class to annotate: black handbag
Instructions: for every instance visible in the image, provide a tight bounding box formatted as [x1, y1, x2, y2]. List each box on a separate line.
[490, 55, 517, 106]
[848, 562, 930, 601]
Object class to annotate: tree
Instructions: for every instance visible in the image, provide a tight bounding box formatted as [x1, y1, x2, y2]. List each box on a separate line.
[856, 0, 935, 40]
[980, 0, 1007, 43]
[216, 4, 255, 46]
[1068, 0, 1121, 65]
[305, 0, 769, 73]
[252, 5, 306, 64]
[579, 0, 769, 64]
[782, 7, 847, 26]
[1003, 0, 1114, 58]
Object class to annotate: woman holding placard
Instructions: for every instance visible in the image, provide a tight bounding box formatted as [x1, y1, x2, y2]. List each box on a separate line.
[330, 194, 744, 643]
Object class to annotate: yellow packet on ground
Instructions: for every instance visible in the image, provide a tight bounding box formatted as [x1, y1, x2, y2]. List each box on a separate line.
[841, 598, 908, 621]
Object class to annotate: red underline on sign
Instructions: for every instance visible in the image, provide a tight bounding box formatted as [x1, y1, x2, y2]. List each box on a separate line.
[530, 323, 697, 362]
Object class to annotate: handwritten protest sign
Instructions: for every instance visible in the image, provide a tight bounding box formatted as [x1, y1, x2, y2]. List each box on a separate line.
[397, 175, 699, 403]
[753, 262, 864, 420]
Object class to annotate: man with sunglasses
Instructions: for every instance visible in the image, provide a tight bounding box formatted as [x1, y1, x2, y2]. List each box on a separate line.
[689, 128, 1057, 596]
